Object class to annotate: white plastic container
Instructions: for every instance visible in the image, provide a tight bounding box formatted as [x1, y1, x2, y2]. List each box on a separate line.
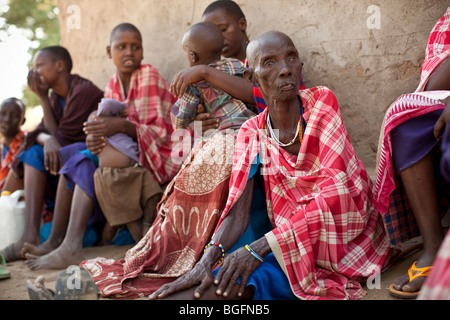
[0, 190, 26, 248]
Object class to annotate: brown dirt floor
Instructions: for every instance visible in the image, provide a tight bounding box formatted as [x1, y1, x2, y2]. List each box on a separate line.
[0, 237, 424, 301]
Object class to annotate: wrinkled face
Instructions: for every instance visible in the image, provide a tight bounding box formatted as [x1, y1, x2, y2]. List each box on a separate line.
[108, 30, 143, 76]
[202, 9, 246, 59]
[33, 51, 62, 86]
[0, 101, 24, 138]
[250, 34, 303, 103]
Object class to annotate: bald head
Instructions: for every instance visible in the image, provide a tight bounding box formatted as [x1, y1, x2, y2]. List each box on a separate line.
[245, 31, 303, 103]
[246, 31, 295, 70]
[182, 21, 224, 66]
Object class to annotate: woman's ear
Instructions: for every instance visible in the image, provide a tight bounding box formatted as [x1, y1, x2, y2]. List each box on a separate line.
[243, 68, 255, 84]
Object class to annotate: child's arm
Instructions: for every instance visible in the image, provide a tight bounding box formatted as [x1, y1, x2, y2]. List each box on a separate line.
[171, 85, 202, 130]
[171, 65, 254, 104]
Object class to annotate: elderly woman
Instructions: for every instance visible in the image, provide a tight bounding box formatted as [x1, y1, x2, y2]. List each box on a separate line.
[150, 31, 391, 301]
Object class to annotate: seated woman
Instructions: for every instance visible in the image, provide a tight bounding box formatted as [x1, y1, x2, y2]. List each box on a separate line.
[153, 31, 392, 300]
[375, 7, 450, 299]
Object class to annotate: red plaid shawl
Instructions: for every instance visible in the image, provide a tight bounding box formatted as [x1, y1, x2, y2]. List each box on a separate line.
[104, 64, 179, 184]
[374, 7, 450, 245]
[217, 87, 390, 300]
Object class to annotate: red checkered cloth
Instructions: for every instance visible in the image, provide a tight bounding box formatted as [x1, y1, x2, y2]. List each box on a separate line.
[0, 131, 24, 189]
[215, 86, 390, 300]
[104, 64, 179, 184]
[419, 229, 450, 299]
[374, 7, 450, 246]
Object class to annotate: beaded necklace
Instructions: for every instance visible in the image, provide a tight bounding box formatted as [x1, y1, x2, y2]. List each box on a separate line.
[265, 107, 304, 146]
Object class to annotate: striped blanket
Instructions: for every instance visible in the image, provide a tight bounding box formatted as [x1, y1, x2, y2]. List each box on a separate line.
[216, 86, 390, 300]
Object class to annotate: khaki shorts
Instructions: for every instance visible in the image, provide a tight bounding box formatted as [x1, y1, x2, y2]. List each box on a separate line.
[94, 165, 162, 226]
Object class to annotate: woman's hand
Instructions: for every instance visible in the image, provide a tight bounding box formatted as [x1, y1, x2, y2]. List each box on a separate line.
[170, 65, 207, 98]
[83, 116, 118, 138]
[213, 246, 263, 298]
[85, 133, 105, 155]
[149, 260, 215, 300]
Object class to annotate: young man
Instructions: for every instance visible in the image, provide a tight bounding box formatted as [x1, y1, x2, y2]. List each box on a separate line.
[0, 46, 103, 262]
[0, 97, 26, 192]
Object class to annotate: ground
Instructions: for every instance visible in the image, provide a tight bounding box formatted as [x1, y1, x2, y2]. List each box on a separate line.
[0, 237, 424, 300]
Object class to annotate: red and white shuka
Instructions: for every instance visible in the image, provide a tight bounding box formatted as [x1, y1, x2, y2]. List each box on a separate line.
[216, 86, 391, 300]
[104, 64, 179, 185]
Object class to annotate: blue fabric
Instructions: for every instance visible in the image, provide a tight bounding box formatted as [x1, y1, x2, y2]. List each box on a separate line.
[78, 149, 99, 167]
[18, 144, 59, 186]
[18, 144, 46, 172]
[40, 221, 98, 247]
[441, 123, 450, 182]
[1, 144, 8, 161]
[391, 109, 442, 173]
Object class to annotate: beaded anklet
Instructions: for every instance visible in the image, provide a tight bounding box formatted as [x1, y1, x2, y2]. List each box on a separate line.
[204, 241, 225, 266]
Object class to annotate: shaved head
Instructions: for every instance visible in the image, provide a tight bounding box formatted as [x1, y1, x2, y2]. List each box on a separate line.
[182, 21, 224, 65]
[246, 31, 295, 70]
[245, 31, 303, 103]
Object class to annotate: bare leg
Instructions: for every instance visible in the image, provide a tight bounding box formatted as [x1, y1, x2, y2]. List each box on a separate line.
[1, 169, 24, 193]
[126, 193, 162, 242]
[3, 164, 47, 261]
[142, 193, 162, 235]
[23, 174, 73, 256]
[25, 184, 93, 270]
[393, 153, 445, 293]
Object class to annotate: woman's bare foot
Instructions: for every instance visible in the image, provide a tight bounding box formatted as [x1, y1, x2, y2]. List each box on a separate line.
[24, 242, 85, 270]
[391, 249, 438, 294]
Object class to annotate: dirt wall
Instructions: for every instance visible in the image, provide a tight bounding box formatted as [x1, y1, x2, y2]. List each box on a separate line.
[57, 0, 449, 168]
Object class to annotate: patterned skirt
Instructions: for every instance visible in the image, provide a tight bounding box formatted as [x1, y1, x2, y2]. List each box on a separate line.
[81, 133, 236, 298]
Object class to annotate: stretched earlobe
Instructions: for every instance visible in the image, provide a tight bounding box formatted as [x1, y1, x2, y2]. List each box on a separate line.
[243, 69, 255, 84]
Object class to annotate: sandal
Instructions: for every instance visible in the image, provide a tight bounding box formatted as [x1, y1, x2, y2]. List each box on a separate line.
[0, 253, 10, 280]
[389, 261, 433, 299]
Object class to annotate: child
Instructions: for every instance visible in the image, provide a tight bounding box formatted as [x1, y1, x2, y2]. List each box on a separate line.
[171, 21, 255, 136]
[0, 97, 26, 192]
[95, 98, 139, 168]
[91, 23, 177, 242]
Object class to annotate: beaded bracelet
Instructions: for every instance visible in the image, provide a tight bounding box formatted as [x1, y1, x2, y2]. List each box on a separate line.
[204, 241, 225, 266]
[245, 244, 264, 263]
